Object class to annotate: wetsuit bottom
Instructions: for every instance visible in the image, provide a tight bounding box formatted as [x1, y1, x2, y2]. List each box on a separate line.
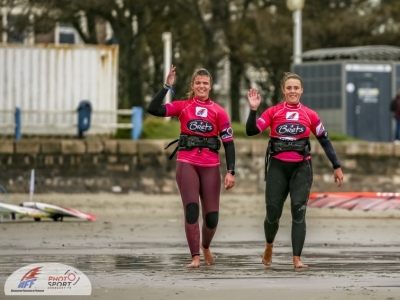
[264, 157, 313, 256]
[175, 161, 221, 256]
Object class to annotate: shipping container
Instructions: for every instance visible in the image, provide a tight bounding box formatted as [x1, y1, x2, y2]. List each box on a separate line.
[293, 61, 393, 142]
[0, 44, 119, 136]
[291, 46, 400, 142]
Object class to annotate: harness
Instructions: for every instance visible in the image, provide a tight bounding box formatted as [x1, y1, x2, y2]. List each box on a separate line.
[264, 138, 311, 180]
[165, 134, 221, 159]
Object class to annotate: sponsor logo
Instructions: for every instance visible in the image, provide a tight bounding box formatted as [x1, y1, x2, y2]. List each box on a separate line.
[316, 122, 325, 136]
[195, 107, 208, 117]
[4, 263, 92, 296]
[286, 112, 299, 120]
[276, 123, 306, 136]
[277, 137, 296, 141]
[187, 120, 214, 133]
[221, 127, 233, 139]
[18, 267, 41, 289]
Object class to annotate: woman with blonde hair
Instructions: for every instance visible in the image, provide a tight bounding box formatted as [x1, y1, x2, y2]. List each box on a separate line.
[147, 65, 236, 268]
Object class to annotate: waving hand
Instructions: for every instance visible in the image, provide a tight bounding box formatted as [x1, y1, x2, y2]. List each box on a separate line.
[247, 88, 261, 110]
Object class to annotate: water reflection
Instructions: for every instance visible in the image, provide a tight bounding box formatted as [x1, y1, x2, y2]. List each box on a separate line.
[1, 242, 399, 280]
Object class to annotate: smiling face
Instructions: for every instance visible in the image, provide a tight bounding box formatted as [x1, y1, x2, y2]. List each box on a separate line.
[282, 78, 303, 105]
[191, 75, 212, 101]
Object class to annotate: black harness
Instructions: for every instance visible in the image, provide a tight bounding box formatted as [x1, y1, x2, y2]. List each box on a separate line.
[265, 138, 311, 180]
[165, 134, 221, 159]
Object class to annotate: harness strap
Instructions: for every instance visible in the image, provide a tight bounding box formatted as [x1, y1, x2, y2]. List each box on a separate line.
[164, 138, 179, 150]
[270, 138, 310, 154]
[165, 135, 221, 160]
[264, 139, 272, 181]
[264, 138, 311, 180]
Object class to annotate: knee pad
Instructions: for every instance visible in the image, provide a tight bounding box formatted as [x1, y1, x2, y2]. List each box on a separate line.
[185, 203, 199, 224]
[266, 204, 280, 224]
[292, 203, 306, 223]
[205, 211, 219, 229]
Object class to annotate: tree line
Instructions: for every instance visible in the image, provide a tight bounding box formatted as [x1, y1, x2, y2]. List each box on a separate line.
[1, 0, 400, 122]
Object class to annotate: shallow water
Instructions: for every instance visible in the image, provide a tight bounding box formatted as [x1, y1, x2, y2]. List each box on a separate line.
[1, 242, 400, 282]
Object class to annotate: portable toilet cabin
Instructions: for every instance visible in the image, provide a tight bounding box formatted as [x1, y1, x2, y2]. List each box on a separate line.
[292, 45, 400, 142]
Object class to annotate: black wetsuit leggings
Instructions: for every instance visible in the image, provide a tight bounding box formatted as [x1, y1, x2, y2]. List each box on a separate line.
[176, 162, 221, 257]
[264, 157, 313, 256]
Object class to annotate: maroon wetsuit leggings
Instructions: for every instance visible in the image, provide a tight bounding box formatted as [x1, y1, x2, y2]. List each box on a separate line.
[176, 161, 221, 257]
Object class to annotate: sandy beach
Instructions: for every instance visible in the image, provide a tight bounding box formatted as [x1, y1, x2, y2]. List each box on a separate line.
[1, 193, 400, 300]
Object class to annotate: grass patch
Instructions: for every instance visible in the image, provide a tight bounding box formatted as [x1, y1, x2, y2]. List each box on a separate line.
[113, 117, 132, 139]
[141, 117, 181, 139]
[116, 116, 357, 141]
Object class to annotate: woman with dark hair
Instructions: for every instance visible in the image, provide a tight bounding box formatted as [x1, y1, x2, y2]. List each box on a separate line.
[246, 72, 344, 268]
[147, 65, 236, 268]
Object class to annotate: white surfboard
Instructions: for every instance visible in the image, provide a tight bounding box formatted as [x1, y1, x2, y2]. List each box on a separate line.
[1, 169, 97, 222]
[20, 202, 97, 221]
[0, 202, 50, 219]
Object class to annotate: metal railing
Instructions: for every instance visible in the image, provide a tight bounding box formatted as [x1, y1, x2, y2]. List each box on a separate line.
[0, 106, 143, 140]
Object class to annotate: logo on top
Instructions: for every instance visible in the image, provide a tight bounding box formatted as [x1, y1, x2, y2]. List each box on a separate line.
[4, 263, 92, 296]
[187, 120, 214, 133]
[286, 112, 299, 120]
[316, 122, 325, 136]
[276, 123, 306, 136]
[221, 127, 233, 139]
[195, 107, 208, 117]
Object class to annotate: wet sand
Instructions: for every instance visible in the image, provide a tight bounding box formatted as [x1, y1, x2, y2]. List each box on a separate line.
[1, 193, 400, 300]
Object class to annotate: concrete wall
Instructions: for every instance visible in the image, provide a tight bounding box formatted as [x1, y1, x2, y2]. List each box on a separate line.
[1, 139, 400, 194]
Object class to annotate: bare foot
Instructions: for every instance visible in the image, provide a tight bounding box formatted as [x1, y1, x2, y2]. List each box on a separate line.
[186, 255, 200, 268]
[262, 243, 273, 266]
[200, 244, 215, 265]
[293, 256, 308, 268]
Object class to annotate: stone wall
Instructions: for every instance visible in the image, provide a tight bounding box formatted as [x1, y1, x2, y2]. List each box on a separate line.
[1, 139, 400, 194]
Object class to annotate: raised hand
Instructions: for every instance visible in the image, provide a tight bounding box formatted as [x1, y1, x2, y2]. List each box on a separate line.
[166, 64, 176, 86]
[247, 88, 261, 111]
